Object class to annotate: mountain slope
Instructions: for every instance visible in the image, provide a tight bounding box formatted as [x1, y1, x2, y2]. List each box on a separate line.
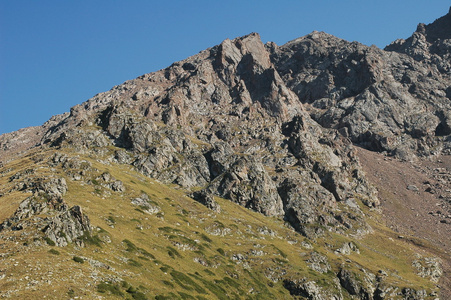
[1, 8, 450, 300]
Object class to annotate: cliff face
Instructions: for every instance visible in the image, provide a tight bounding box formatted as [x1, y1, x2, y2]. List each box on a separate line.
[0, 8, 450, 300]
[36, 32, 378, 238]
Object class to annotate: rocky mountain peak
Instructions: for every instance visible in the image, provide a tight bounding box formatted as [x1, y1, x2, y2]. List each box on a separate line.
[1, 8, 450, 299]
[422, 7, 451, 42]
[385, 8, 451, 60]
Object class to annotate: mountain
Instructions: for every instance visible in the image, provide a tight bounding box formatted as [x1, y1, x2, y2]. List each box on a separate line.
[1, 8, 450, 300]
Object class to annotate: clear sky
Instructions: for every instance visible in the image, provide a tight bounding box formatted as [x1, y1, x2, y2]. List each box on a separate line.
[1, 1, 449, 135]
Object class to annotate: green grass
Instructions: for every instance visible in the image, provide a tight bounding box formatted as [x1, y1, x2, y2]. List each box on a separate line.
[170, 270, 207, 294]
[72, 256, 84, 264]
[123, 239, 138, 252]
[77, 231, 102, 247]
[48, 249, 60, 255]
[0, 147, 440, 299]
[44, 236, 56, 246]
[97, 282, 124, 296]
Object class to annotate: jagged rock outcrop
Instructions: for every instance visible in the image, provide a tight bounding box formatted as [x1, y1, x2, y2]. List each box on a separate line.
[204, 156, 284, 216]
[337, 268, 373, 299]
[283, 278, 343, 300]
[270, 9, 451, 159]
[43, 205, 91, 247]
[189, 190, 221, 213]
[0, 175, 92, 247]
[28, 32, 379, 238]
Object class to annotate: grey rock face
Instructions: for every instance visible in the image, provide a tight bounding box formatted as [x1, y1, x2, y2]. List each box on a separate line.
[44, 205, 91, 247]
[0, 194, 91, 247]
[307, 252, 331, 274]
[206, 156, 284, 216]
[270, 11, 451, 159]
[4, 10, 449, 245]
[0, 175, 91, 247]
[29, 31, 380, 238]
[334, 242, 360, 255]
[412, 254, 443, 283]
[131, 193, 161, 214]
[189, 190, 221, 213]
[283, 278, 342, 300]
[337, 268, 372, 299]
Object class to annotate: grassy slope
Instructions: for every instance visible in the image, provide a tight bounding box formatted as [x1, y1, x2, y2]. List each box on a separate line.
[0, 147, 440, 299]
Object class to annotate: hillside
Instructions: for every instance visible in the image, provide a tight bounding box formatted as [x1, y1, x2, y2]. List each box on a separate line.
[1, 8, 450, 300]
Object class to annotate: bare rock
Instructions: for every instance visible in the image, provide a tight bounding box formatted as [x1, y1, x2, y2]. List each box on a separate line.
[206, 156, 284, 217]
[44, 205, 92, 247]
[337, 268, 372, 299]
[412, 255, 443, 283]
[189, 190, 221, 213]
[283, 278, 342, 300]
[131, 193, 161, 214]
[307, 252, 331, 273]
[335, 242, 360, 255]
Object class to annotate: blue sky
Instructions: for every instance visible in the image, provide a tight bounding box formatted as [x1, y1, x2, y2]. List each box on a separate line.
[1, 1, 449, 135]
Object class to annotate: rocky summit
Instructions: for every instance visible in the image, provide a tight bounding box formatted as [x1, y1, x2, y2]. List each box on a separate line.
[0, 8, 450, 300]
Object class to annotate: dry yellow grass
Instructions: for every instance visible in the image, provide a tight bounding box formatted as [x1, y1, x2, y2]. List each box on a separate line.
[0, 147, 440, 299]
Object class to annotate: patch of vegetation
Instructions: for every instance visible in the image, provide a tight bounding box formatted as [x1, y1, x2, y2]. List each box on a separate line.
[272, 245, 288, 258]
[158, 226, 182, 234]
[178, 291, 196, 299]
[192, 275, 229, 300]
[167, 246, 182, 259]
[44, 236, 56, 246]
[96, 226, 109, 233]
[162, 280, 174, 288]
[222, 276, 240, 289]
[273, 257, 289, 264]
[160, 266, 170, 273]
[121, 281, 131, 289]
[203, 269, 215, 276]
[67, 289, 75, 297]
[97, 281, 124, 296]
[128, 259, 142, 267]
[135, 208, 145, 214]
[107, 215, 116, 224]
[244, 269, 273, 297]
[72, 256, 84, 264]
[48, 249, 60, 255]
[138, 247, 155, 259]
[216, 248, 225, 256]
[126, 285, 148, 300]
[200, 233, 212, 243]
[123, 239, 138, 252]
[170, 270, 206, 294]
[77, 231, 102, 247]
[155, 293, 178, 300]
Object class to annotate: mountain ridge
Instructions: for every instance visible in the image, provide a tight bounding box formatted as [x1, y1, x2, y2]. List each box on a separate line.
[0, 8, 450, 299]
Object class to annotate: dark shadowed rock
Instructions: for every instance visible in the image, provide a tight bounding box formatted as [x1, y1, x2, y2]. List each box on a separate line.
[189, 190, 221, 213]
